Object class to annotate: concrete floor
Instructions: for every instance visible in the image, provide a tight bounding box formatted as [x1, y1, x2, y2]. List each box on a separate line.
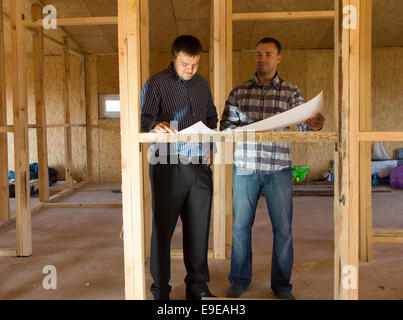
[0, 183, 402, 300]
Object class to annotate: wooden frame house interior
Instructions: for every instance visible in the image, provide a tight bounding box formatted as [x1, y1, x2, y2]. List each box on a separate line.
[0, 0, 402, 300]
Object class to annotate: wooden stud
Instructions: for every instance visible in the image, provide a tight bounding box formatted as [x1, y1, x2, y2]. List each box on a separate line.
[0, 0, 9, 222]
[10, 0, 32, 257]
[140, 0, 152, 260]
[80, 56, 89, 182]
[118, 0, 146, 300]
[333, 0, 360, 300]
[225, 0, 233, 259]
[232, 11, 335, 22]
[84, 56, 100, 183]
[211, 0, 227, 259]
[63, 37, 73, 187]
[32, 4, 50, 202]
[359, 0, 372, 263]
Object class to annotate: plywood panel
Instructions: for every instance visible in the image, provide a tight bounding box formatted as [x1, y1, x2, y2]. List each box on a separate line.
[85, 55, 100, 183]
[372, 47, 403, 158]
[7, 54, 85, 181]
[99, 119, 121, 182]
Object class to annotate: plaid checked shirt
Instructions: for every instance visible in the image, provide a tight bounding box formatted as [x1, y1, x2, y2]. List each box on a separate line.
[220, 72, 312, 174]
[141, 63, 218, 158]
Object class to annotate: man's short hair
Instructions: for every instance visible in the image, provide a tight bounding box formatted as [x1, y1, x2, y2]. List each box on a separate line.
[256, 37, 282, 54]
[171, 35, 202, 58]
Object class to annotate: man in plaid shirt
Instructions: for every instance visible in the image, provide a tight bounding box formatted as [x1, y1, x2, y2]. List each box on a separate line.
[220, 37, 325, 300]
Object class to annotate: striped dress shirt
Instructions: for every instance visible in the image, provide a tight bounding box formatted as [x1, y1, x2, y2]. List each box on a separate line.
[220, 72, 313, 174]
[141, 63, 218, 158]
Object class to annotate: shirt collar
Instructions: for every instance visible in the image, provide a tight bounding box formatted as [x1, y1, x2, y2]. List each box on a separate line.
[251, 71, 282, 90]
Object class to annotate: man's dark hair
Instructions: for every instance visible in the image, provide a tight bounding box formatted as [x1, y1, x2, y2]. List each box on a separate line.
[256, 37, 282, 54]
[171, 35, 202, 58]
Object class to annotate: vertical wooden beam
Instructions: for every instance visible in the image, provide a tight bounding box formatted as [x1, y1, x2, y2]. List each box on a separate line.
[118, 0, 146, 300]
[359, 0, 372, 263]
[211, 0, 227, 259]
[140, 0, 151, 260]
[225, 0, 233, 259]
[10, 0, 32, 256]
[84, 55, 100, 183]
[80, 56, 89, 182]
[63, 37, 73, 187]
[334, 0, 360, 300]
[32, 4, 49, 202]
[0, 0, 9, 221]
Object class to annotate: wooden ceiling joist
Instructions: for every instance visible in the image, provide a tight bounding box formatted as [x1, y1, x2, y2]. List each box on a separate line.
[232, 10, 335, 21]
[22, 16, 118, 27]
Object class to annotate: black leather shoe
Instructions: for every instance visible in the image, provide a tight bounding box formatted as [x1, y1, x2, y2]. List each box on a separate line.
[186, 283, 216, 300]
[151, 283, 171, 300]
[273, 291, 296, 300]
[225, 285, 245, 298]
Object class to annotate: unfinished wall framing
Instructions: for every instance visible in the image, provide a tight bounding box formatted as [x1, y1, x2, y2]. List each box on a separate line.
[0, 0, 402, 300]
[0, 0, 118, 257]
[118, 0, 403, 300]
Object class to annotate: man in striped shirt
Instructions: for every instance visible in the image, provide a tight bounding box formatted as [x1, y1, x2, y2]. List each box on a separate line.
[141, 35, 218, 300]
[220, 37, 325, 300]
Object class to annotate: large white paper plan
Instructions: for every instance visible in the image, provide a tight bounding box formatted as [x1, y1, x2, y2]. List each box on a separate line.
[233, 91, 324, 132]
[176, 91, 323, 134]
[178, 121, 217, 134]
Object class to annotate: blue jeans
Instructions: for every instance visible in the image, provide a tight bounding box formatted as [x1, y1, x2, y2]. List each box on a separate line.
[229, 166, 294, 294]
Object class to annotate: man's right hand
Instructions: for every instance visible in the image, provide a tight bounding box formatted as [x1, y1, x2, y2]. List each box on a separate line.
[153, 121, 177, 134]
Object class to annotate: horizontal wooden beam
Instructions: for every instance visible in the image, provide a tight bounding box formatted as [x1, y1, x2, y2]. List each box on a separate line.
[358, 131, 403, 142]
[0, 125, 13, 133]
[2, 9, 83, 56]
[42, 203, 122, 209]
[373, 228, 403, 244]
[232, 11, 334, 22]
[22, 16, 118, 27]
[47, 181, 87, 203]
[27, 124, 86, 129]
[139, 131, 338, 143]
[0, 248, 17, 257]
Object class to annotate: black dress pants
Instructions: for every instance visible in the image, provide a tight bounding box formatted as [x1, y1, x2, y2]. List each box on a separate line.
[149, 161, 213, 295]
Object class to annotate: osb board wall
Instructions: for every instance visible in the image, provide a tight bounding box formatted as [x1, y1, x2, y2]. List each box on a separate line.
[97, 55, 121, 182]
[7, 54, 86, 181]
[372, 47, 403, 159]
[93, 47, 402, 182]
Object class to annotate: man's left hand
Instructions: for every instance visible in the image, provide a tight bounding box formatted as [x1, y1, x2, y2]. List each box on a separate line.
[305, 112, 325, 131]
